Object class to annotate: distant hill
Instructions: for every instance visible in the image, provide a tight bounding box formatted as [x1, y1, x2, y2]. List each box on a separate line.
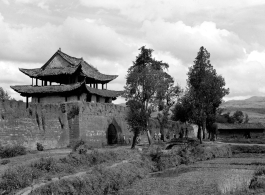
[221, 96, 265, 123]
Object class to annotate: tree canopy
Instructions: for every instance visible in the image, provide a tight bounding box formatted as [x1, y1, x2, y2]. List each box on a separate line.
[123, 46, 178, 148]
[172, 46, 229, 143]
[0, 87, 10, 101]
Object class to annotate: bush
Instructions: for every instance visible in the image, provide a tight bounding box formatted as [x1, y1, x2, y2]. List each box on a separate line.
[72, 139, 86, 152]
[30, 157, 76, 176]
[0, 145, 26, 158]
[231, 145, 265, 154]
[1, 159, 10, 165]
[36, 143, 44, 151]
[30, 160, 150, 195]
[0, 165, 41, 192]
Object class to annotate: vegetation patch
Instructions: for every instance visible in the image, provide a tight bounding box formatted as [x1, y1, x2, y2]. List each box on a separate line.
[30, 160, 150, 195]
[0, 145, 26, 158]
[0, 148, 140, 194]
[231, 145, 265, 154]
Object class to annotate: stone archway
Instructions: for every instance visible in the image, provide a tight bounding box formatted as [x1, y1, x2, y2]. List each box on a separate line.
[107, 123, 118, 145]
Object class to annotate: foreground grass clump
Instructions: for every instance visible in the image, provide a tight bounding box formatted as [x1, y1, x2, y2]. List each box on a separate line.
[145, 143, 232, 171]
[0, 144, 233, 194]
[30, 159, 150, 195]
[231, 145, 265, 154]
[0, 144, 26, 158]
[0, 148, 140, 194]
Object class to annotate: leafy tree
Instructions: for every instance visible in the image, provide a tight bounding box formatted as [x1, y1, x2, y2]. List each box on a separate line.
[185, 46, 229, 143]
[244, 113, 249, 123]
[232, 110, 244, 123]
[0, 87, 10, 101]
[123, 46, 171, 148]
[156, 83, 182, 141]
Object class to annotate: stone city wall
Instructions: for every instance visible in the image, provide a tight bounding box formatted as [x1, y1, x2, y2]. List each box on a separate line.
[0, 100, 129, 150]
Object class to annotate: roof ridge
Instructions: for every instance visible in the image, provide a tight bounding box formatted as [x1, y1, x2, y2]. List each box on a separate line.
[57, 50, 82, 66]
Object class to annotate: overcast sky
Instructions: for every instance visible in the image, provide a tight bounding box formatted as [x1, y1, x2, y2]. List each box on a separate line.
[1, 0, 265, 103]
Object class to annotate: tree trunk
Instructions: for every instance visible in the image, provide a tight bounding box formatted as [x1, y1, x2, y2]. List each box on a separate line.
[208, 130, 211, 139]
[202, 118, 206, 139]
[197, 125, 200, 139]
[197, 125, 202, 144]
[131, 132, 138, 149]
[160, 126, 164, 141]
[146, 129, 152, 145]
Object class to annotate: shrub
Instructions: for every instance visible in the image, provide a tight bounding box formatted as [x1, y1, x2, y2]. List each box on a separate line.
[30, 160, 150, 195]
[0, 165, 41, 193]
[30, 157, 75, 174]
[0, 145, 27, 158]
[1, 159, 10, 165]
[72, 139, 86, 152]
[36, 143, 44, 151]
[231, 145, 265, 154]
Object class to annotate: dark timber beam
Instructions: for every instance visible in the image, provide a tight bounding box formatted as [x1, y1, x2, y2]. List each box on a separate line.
[26, 96, 29, 108]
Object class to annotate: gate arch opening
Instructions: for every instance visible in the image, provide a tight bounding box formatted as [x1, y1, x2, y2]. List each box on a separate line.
[107, 123, 118, 145]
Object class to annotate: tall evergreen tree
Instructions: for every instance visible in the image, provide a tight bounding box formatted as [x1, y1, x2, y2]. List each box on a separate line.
[186, 46, 229, 143]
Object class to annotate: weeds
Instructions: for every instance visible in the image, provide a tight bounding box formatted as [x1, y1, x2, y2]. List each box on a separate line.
[36, 143, 44, 151]
[0, 145, 26, 158]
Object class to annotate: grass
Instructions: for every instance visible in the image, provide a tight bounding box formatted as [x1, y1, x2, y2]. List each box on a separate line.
[0, 145, 26, 158]
[0, 143, 241, 194]
[231, 145, 265, 154]
[0, 148, 141, 194]
[30, 160, 150, 195]
[222, 138, 265, 145]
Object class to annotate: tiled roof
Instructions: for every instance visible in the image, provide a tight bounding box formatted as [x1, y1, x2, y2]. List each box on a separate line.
[10, 82, 123, 98]
[85, 85, 123, 98]
[19, 49, 118, 82]
[11, 82, 83, 95]
[217, 123, 265, 130]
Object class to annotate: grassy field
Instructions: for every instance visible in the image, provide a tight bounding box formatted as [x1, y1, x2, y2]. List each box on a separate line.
[1, 143, 265, 194]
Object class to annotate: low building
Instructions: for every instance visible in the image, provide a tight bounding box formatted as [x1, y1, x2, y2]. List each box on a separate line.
[11, 49, 123, 107]
[217, 123, 265, 139]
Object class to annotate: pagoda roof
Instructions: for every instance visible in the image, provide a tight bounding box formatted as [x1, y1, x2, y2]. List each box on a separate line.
[10, 82, 123, 98]
[19, 49, 118, 82]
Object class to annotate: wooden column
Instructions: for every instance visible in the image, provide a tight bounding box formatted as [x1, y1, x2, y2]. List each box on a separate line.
[32, 78, 33, 86]
[50, 82, 52, 86]
[106, 83, 107, 89]
[90, 83, 92, 87]
[36, 79, 38, 86]
[42, 80, 43, 86]
[102, 83, 104, 89]
[26, 97, 29, 108]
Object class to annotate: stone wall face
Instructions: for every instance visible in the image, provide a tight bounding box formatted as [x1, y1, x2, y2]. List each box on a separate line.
[0, 100, 129, 150]
[0, 100, 69, 150]
[79, 102, 129, 147]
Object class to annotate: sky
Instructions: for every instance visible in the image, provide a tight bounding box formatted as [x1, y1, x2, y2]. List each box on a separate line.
[1, 0, 265, 103]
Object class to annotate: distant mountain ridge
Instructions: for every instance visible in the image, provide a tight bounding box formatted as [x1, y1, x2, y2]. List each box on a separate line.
[222, 96, 265, 109]
[221, 96, 265, 123]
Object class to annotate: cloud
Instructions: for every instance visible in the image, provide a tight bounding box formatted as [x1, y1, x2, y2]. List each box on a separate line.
[80, 0, 265, 22]
[2, 0, 9, 5]
[0, 13, 136, 63]
[217, 53, 265, 98]
[141, 20, 246, 64]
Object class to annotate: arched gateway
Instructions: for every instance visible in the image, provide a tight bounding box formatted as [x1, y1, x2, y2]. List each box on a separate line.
[107, 124, 118, 145]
